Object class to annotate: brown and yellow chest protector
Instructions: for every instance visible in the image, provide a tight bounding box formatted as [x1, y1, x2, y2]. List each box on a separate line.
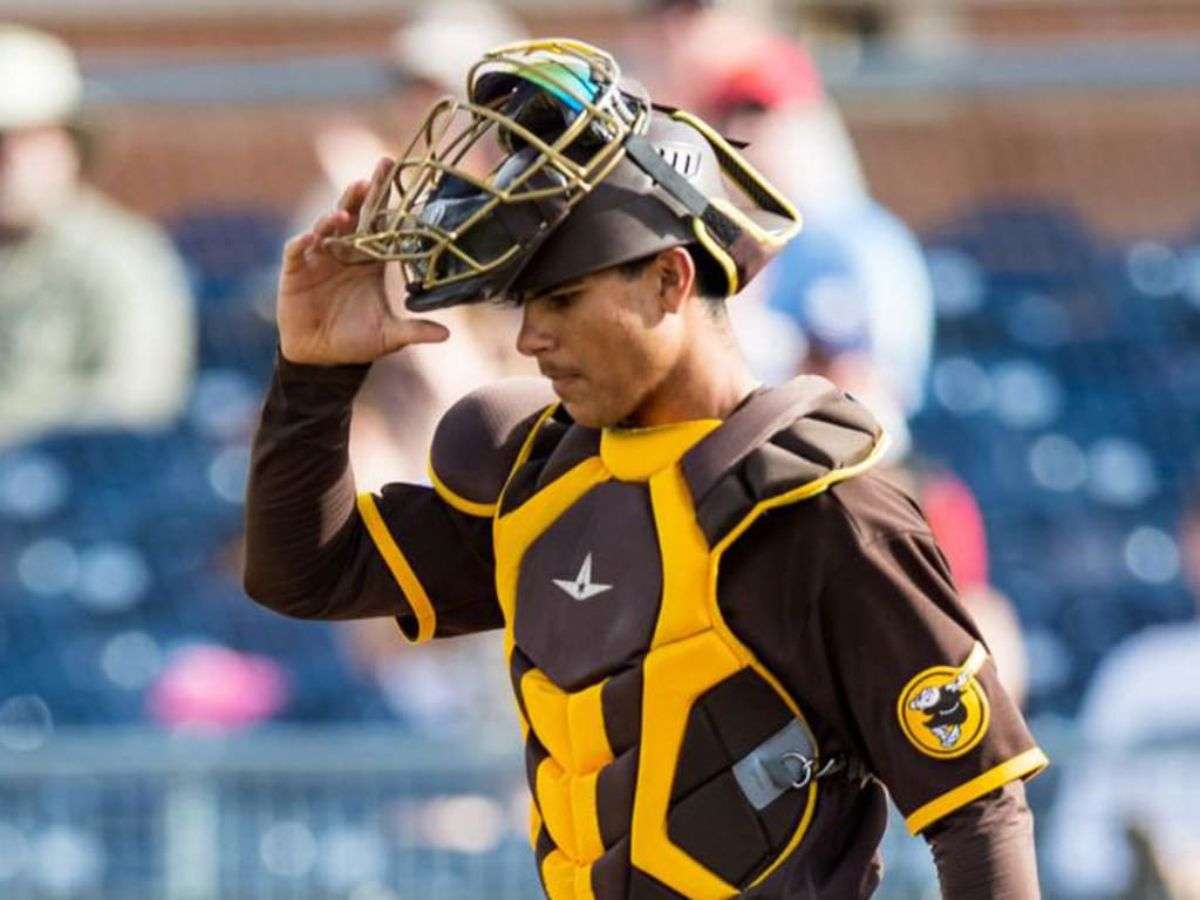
[491, 379, 886, 899]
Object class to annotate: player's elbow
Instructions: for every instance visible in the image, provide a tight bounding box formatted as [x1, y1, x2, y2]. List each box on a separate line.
[241, 568, 329, 620]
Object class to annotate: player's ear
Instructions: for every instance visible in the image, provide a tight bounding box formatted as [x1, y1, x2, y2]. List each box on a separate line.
[654, 246, 695, 314]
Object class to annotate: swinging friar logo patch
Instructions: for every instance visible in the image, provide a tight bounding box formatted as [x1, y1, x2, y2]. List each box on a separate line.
[897, 642, 991, 759]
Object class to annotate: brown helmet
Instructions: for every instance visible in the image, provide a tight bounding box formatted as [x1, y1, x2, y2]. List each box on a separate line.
[329, 38, 800, 311]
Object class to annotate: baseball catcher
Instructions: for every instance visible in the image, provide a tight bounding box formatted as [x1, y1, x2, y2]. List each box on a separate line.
[245, 39, 1046, 898]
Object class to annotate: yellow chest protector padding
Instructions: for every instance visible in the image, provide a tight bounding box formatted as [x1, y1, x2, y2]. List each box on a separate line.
[492, 378, 887, 900]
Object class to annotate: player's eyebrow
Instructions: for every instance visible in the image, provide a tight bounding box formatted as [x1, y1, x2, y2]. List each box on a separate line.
[521, 277, 590, 306]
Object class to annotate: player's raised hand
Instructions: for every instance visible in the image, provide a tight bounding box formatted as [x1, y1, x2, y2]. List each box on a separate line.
[276, 157, 449, 366]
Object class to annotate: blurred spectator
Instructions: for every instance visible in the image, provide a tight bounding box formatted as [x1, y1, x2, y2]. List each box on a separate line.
[628, 0, 775, 114]
[148, 643, 289, 732]
[290, 2, 527, 229]
[390, 1, 527, 105]
[290, 4, 530, 489]
[700, 37, 934, 462]
[340, 619, 518, 743]
[1046, 485, 1200, 900]
[287, 6, 531, 736]
[0, 25, 195, 447]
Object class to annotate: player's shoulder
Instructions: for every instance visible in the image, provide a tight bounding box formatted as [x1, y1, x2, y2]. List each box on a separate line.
[754, 469, 934, 578]
[429, 378, 556, 516]
[822, 470, 934, 546]
[688, 375, 892, 546]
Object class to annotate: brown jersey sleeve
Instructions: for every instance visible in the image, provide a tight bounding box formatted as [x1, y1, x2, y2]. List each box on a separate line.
[925, 782, 1041, 899]
[777, 475, 1041, 835]
[807, 487, 1047, 835]
[243, 352, 530, 643]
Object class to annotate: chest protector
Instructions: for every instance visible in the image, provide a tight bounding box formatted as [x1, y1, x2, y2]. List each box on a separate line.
[491, 377, 885, 899]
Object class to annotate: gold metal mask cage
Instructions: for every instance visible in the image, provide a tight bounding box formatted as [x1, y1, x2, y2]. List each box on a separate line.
[328, 39, 648, 298]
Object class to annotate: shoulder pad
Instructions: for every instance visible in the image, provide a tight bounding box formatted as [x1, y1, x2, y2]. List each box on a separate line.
[429, 378, 556, 517]
[682, 375, 887, 545]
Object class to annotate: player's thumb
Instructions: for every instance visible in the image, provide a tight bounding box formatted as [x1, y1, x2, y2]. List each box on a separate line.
[381, 317, 451, 353]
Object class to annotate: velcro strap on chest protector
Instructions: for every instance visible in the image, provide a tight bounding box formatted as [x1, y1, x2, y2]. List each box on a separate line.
[733, 719, 863, 811]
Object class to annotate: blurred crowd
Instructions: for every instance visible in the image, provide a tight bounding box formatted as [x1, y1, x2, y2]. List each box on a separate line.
[2, 2, 1200, 897]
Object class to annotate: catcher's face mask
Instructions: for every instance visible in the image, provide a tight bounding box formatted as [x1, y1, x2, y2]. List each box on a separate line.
[328, 38, 800, 312]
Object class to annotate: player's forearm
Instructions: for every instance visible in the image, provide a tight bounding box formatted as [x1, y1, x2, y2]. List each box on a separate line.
[925, 781, 1040, 899]
[242, 350, 382, 618]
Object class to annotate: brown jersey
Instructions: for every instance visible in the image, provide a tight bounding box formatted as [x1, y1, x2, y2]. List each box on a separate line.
[244, 354, 1046, 898]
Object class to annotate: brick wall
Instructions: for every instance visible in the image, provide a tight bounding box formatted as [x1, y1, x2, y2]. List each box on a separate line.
[8, 6, 1200, 240]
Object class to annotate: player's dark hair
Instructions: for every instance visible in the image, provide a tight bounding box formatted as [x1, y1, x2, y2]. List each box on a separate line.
[615, 244, 728, 316]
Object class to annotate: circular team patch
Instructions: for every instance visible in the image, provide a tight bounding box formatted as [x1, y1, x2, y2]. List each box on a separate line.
[896, 643, 991, 759]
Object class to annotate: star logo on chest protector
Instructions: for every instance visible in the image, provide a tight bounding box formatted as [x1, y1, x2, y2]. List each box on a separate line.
[552, 553, 613, 601]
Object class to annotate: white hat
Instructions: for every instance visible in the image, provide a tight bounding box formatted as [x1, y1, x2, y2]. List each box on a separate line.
[0, 25, 82, 130]
[391, 3, 526, 96]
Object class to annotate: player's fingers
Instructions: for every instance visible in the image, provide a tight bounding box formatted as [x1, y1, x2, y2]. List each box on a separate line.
[282, 231, 317, 272]
[358, 156, 394, 230]
[327, 209, 356, 237]
[337, 178, 368, 215]
[312, 213, 342, 240]
[381, 317, 450, 353]
[357, 158, 390, 220]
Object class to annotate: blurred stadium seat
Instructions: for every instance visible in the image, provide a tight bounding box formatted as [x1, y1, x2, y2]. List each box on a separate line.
[168, 209, 286, 377]
[914, 201, 1197, 718]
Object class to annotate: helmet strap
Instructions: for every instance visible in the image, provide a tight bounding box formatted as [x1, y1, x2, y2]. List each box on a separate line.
[623, 133, 744, 293]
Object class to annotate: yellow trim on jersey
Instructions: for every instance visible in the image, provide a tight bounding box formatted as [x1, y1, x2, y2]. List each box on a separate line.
[905, 747, 1050, 835]
[356, 492, 436, 644]
[427, 458, 497, 518]
[600, 418, 721, 483]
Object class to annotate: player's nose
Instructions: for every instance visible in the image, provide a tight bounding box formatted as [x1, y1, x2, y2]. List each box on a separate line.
[516, 303, 555, 358]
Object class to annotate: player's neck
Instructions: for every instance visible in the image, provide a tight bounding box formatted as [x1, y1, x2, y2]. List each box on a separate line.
[628, 329, 758, 428]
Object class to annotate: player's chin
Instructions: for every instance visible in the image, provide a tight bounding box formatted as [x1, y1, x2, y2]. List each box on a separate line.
[560, 398, 606, 428]
[552, 378, 631, 428]
[558, 392, 616, 429]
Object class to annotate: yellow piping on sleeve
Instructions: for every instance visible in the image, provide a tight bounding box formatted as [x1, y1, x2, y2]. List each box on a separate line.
[427, 458, 498, 518]
[905, 747, 1050, 835]
[356, 492, 437, 644]
[960, 641, 989, 680]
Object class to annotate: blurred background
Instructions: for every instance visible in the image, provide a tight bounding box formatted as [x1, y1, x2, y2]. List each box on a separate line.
[1, 0, 1199, 897]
